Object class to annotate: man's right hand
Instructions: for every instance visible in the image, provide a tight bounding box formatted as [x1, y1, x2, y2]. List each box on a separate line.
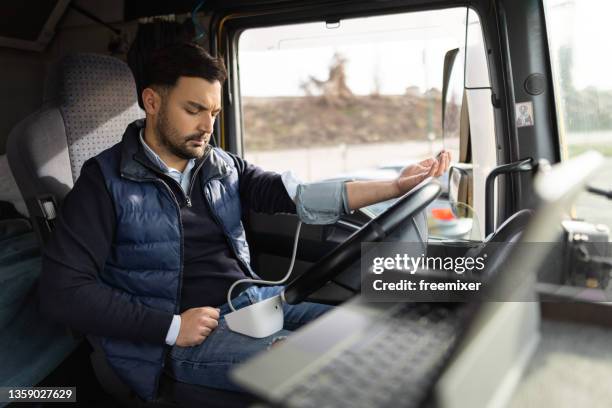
[176, 307, 220, 347]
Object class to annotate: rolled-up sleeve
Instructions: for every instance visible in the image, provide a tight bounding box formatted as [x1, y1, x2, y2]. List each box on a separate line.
[282, 171, 352, 225]
[229, 152, 351, 224]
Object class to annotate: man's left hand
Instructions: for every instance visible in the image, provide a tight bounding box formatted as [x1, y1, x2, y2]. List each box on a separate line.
[344, 150, 452, 211]
[395, 150, 451, 195]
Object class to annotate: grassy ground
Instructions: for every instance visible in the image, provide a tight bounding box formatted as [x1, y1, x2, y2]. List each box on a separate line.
[242, 94, 443, 151]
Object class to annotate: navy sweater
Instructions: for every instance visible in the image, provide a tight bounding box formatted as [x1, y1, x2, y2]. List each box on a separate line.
[40, 150, 296, 345]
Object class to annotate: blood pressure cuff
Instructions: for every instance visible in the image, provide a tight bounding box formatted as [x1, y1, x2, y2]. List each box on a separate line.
[282, 172, 352, 225]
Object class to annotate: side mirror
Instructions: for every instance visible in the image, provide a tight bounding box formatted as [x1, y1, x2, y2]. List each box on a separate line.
[448, 163, 473, 218]
[441, 48, 460, 130]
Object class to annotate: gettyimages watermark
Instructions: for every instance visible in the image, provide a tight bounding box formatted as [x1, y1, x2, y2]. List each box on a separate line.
[361, 241, 612, 302]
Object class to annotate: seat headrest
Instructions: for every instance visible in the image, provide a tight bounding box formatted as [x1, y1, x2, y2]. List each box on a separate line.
[52, 53, 144, 180]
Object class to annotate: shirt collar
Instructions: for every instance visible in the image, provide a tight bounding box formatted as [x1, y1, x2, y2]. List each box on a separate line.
[138, 128, 196, 175]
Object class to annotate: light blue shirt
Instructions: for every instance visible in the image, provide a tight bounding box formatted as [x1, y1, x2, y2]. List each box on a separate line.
[139, 129, 196, 194]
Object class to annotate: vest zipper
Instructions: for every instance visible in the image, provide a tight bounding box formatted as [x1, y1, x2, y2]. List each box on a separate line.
[154, 180, 183, 314]
[185, 158, 207, 208]
[122, 173, 184, 315]
[121, 173, 184, 397]
[134, 149, 209, 208]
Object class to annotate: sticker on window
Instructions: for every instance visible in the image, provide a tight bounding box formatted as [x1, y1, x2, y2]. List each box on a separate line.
[515, 101, 534, 128]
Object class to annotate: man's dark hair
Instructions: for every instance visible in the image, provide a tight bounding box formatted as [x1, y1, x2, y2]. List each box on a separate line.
[128, 20, 196, 108]
[141, 42, 227, 98]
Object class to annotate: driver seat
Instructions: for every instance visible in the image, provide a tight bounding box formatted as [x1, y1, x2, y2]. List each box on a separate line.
[7, 53, 254, 407]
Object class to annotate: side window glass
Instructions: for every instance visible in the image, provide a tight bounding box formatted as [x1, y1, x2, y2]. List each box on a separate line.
[545, 0, 612, 231]
[238, 7, 496, 241]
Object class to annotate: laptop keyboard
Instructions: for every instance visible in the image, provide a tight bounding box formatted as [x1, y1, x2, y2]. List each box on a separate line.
[280, 303, 463, 408]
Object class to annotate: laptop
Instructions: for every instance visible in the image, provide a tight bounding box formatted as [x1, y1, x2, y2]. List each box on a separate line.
[231, 151, 604, 408]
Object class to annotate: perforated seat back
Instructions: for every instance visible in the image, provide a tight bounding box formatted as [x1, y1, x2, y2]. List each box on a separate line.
[7, 53, 143, 244]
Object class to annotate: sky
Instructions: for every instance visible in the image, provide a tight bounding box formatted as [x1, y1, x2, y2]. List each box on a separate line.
[237, 1, 612, 97]
[238, 8, 467, 97]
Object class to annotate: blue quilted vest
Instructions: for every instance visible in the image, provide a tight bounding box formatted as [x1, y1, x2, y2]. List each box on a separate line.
[92, 119, 256, 401]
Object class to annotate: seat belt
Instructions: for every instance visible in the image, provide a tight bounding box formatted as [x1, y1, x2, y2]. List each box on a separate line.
[31, 194, 58, 243]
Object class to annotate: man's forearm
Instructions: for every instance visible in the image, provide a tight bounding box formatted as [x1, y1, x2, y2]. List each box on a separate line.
[345, 179, 401, 211]
[345, 155, 446, 211]
[289, 169, 430, 224]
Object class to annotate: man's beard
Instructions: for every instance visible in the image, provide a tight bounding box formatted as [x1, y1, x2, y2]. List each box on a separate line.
[156, 106, 207, 160]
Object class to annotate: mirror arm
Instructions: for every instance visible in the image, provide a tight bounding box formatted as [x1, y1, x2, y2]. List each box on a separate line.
[485, 158, 535, 237]
[441, 48, 460, 128]
[586, 186, 612, 200]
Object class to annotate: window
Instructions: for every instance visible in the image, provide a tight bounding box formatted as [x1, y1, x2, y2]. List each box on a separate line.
[237, 7, 496, 240]
[545, 0, 612, 230]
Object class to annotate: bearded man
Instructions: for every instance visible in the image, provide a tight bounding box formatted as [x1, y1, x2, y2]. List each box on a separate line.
[40, 42, 450, 401]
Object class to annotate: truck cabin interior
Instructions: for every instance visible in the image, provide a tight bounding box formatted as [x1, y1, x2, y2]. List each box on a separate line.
[0, 0, 611, 407]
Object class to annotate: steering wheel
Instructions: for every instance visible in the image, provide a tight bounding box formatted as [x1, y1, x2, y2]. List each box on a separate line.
[283, 178, 442, 304]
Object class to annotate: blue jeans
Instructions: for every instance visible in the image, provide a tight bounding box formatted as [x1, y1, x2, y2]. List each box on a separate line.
[164, 285, 332, 392]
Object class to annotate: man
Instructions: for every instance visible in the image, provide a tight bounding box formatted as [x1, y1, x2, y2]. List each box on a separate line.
[40, 43, 450, 401]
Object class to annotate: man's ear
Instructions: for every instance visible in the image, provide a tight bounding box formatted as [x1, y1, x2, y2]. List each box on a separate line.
[142, 87, 163, 115]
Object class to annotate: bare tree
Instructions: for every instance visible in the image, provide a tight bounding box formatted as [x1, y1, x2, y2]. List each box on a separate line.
[371, 56, 381, 98]
[300, 52, 354, 106]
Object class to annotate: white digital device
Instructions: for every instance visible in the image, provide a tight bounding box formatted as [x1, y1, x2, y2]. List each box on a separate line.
[223, 222, 302, 338]
[224, 295, 284, 338]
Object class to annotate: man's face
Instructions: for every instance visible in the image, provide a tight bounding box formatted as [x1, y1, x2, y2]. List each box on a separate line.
[155, 77, 222, 160]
